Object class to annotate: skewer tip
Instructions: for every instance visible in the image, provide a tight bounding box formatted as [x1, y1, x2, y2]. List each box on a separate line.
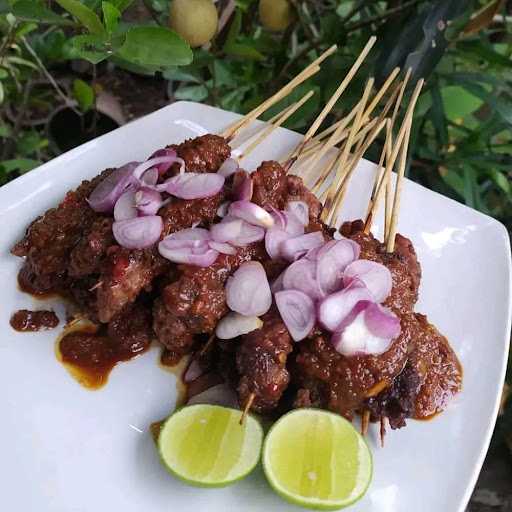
[240, 392, 255, 425]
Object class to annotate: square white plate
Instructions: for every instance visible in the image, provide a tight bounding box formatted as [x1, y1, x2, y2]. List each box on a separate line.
[0, 101, 510, 512]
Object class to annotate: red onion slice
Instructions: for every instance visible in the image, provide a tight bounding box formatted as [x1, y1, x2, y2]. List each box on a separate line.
[317, 278, 374, 332]
[133, 156, 181, 182]
[149, 148, 184, 174]
[211, 217, 265, 246]
[114, 190, 137, 221]
[233, 172, 253, 201]
[271, 271, 285, 293]
[88, 162, 138, 212]
[331, 301, 399, 357]
[282, 258, 324, 300]
[343, 259, 392, 303]
[163, 172, 225, 199]
[284, 212, 305, 236]
[208, 240, 236, 255]
[134, 188, 163, 216]
[216, 201, 231, 218]
[275, 289, 316, 342]
[216, 312, 263, 339]
[183, 358, 204, 383]
[158, 238, 219, 267]
[167, 227, 211, 241]
[286, 201, 309, 226]
[187, 383, 239, 408]
[269, 207, 287, 230]
[140, 168, 159, 186]
[113, 215, 163, 249]
[217, 157, 239, 178]
[316, 239, 361, 295]
[265, 227, 291, 260]
[281, 231, 325, 261]
[229, 200, 275, 228]
[226, 261, 272, 316]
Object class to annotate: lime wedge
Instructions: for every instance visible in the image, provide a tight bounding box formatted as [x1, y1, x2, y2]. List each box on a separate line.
[158, 404, 263, 487]
[263, 409, 372, 510]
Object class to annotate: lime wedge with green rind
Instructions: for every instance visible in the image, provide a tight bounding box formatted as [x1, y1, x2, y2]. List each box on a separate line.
[158, 404, 263, 487]
[263, 409, 373, 510]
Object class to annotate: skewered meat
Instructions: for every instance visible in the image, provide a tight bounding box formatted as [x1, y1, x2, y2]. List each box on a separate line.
[154, 243, 267, 360]
[236, 309, 293, 413]
[251, 161, 288, 210]
[168, 134, 231, 174]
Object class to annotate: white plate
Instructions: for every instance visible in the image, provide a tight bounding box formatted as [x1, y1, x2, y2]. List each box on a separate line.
[0, 101, 510, 512]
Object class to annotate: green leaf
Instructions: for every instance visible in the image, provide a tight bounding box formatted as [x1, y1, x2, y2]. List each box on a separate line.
[109, 0, 132, 12]
[55, 0, 106, 35]
[0, 82, 4, 104]
[16, 132, 48, 154]
[116, 26, 192, 69]
[63, 34, 109, 64]
[15, 21, 38, 37]
[440, 168, 465, 198]
[11, 1, 75, 26]
[174, 84, 209, 102]
[490, 169, 511, 194]
[163, 66, 202, 83]
[212, 60, 237, 88]
[102, 1, 120, 34]
[0, 158, 40, 174]
[73, 78, 95, 111]
[441, 85, 483, 121]
[0, 121, 11, 137]
[224, 9, 241, 49]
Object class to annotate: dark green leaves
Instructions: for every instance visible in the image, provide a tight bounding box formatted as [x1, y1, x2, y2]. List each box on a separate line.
[11, 1, 75, 26]
[55, 0, 106, 36]
[223, 10, 264, 61]
[117, 26, 192, 69]
[102, 1, 121, 34]
[64, 34, 109, 64]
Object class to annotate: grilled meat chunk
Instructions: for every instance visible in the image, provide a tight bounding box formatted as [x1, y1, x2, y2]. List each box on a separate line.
[236, 309, 293, 413]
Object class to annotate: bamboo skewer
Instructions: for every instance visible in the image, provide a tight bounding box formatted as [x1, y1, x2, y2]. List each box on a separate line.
[222, 45, 337, 140]
[321, 78, 374, 221]
[236, 90, 315, 160]
[386, 117, 412, 252]
[328, 116, 387, 227]
[380, 416, 387, 447]
[361, 410, 370, 436]
[240, 392, 255, 425]
[287, 36, 377, 162]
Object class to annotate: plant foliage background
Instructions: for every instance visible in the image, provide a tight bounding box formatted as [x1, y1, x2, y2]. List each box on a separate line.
[0, 0, 510, 457]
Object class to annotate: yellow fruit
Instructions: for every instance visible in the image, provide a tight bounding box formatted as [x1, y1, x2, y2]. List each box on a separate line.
[259, 0, 294, 32]
[169, 0, 219, 48]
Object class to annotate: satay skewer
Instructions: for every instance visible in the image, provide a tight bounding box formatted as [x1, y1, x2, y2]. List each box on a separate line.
[236, 90, 315, 161]
[286, 36, 377, 164]
[239, 392, 255, 425]
[361, 410, 370, 436]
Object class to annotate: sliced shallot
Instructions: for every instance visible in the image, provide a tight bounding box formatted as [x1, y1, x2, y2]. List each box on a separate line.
[187, 383, 239, 408]
[280, 231, 324, 261]
[316, 239, 360, 295]
[149, 148, 184, 174]
[317, 278, 373, 332]
[282, 258, 324, 300]
[286, 201, 309, 226]
[233, 171, 253, 201]
[331, 301, 399, 357]
[208, 240, 236, 255]
[183, 358, 204, 383]
[229, 200, 275, 228]
[88, 162, 138, 212]
[166, 227, 211, 241]
[216, 312, 263, 339]
[275, 289, 316, 342]
[158, 238, 218, 267]
[163, 172, 225, 199]
[132, 156, 181, 182]
[226, 261, 272, 316]
[140, 168, 159, 186]
[114, 190, 137, 221]
[265, 227, 291, 260]
[134, 188, 163, 216]
[112, 215, 163, 249]
[343, 259, 392, 303]
[211, 217, 265, 246]
[216, 201, 231, 218]
[217, 157, 239, 178]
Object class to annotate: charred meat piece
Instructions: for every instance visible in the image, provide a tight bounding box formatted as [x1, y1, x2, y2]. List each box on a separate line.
[168, 134, 231, 174]
[293, 317, 414, 419]
[154, 243, 267, 359]
[159, 191, 225, 237]
[365, 362, 420, 430]
[96, 247, 168, 323]
[69, 217, 114, 278]
[17, 261, 65, 295]
[11, 170, 113, 277]
[236, 309, 293, 413]
[251, 161, 288, 210]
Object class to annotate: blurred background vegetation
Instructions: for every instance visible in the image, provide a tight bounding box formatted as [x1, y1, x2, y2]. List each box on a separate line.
[0, 0, 510, 482]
